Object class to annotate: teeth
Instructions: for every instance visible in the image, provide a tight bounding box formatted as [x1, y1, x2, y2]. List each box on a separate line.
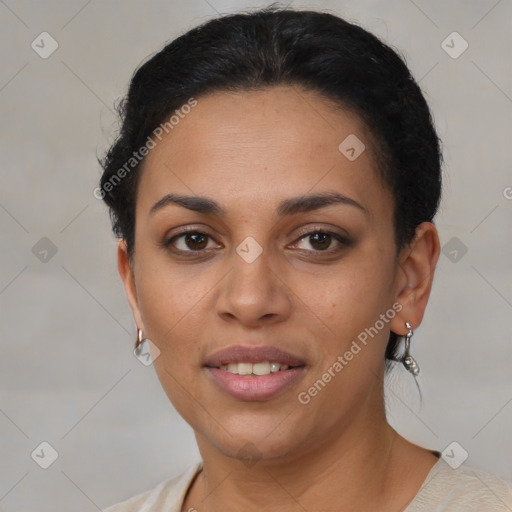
[238, 362, 253, 375]
[270, 362, 280, 373]
[219, 362, 293, 376]
[253, 362, 270, 376]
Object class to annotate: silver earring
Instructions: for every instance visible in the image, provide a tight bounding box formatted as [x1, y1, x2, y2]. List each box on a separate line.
[402, 322, 420, 376]
[135, 328, 145, 353]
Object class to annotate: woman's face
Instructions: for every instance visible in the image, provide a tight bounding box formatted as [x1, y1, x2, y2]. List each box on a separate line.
[119, 86, 433, 463]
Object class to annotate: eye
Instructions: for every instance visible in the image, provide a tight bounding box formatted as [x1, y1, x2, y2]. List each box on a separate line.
[163, 227, 350, 256]
[166, 230, 220, 252]
[292, 230, 348, 252]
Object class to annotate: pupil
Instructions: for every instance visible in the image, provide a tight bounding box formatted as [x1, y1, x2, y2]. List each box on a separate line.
[311, 233, 330, 250]
[186, 233, 207, 250]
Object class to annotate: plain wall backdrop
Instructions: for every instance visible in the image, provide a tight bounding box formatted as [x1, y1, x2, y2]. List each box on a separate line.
[0, 0, 511, 510]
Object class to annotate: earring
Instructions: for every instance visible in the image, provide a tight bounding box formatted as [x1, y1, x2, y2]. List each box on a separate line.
[402, 322, 420, 376]
[134, 328, 145, 353]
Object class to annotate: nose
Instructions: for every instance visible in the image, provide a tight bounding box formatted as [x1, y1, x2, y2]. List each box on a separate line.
[215, 245, 292, 327]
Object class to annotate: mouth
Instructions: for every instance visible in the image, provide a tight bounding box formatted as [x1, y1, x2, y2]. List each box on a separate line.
[203, 345, 307, 401]
[209, 361, 303, 376]
[204, 344, 306, 373]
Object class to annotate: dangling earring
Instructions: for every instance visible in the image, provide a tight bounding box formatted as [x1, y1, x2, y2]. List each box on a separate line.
[135, 328, 145, 353]
[402, 322, 420, 376]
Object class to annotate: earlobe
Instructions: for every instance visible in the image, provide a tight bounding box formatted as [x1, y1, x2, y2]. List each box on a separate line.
[390, 222, 440, 336]
[117, 240, 145, 332]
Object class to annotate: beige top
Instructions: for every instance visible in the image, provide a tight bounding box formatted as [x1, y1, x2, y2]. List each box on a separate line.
[104, 457, 512, 511]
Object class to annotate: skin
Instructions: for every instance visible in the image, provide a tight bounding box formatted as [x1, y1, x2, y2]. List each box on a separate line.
[118, 85, 441, 512]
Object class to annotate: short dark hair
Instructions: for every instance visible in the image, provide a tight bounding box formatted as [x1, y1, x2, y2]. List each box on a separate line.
[99, 7, 443, 366]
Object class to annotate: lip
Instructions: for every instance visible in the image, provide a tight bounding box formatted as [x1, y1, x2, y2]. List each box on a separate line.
[203, 344, 307, 401]
[206, 366, 306, 401]
[203, 345, 306, 367]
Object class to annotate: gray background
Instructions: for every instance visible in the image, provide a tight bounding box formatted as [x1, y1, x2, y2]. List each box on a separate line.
[0, 0, 511, 510]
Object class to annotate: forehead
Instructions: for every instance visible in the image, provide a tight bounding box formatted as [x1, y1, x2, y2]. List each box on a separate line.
[136, 86, 389, 218]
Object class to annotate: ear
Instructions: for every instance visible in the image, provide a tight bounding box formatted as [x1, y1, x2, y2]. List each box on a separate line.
[390, 222, 440, 336]
[117, 239, 144, 333]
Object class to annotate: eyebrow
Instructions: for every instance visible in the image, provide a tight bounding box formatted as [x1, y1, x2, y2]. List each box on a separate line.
[149, 191, 369, 218]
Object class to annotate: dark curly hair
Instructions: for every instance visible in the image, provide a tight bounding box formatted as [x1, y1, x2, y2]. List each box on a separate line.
[99, 6, 443, 367]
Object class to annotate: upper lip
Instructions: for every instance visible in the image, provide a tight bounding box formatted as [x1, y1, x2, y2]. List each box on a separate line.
[204, 345, 306, 368]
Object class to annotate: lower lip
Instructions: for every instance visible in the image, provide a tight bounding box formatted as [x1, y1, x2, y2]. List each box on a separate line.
[205, 367, 306, 401]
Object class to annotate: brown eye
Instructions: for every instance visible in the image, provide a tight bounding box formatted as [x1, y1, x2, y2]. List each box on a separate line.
[295, 230, 346, 252]
[183, 233, 208, 250]
[308, 232, 332, 250]
[167, 231, 217, 252]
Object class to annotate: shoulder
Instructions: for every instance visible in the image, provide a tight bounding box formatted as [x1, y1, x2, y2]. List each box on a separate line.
[103, 462, 202, 512]
[407, 458, 512, 511]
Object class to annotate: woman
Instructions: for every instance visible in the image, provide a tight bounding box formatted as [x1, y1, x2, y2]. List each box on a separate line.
[99, 7, 512, 511]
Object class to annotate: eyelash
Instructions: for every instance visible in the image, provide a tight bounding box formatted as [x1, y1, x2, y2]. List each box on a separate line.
[163, 226, 350, 257]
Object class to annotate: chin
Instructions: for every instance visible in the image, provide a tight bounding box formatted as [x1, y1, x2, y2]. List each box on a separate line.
[193, 410, 308, 463]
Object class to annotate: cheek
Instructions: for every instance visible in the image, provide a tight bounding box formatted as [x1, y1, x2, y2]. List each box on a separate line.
[134, 260, 202, 363]
[136, 250, 206, 326]
[293, 251, 395, 336]
[136, 267, 207, 415]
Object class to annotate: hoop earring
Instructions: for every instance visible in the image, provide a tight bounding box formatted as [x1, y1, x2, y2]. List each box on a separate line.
[135, 328, 145, 352]
[402, 322, 420, 376]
